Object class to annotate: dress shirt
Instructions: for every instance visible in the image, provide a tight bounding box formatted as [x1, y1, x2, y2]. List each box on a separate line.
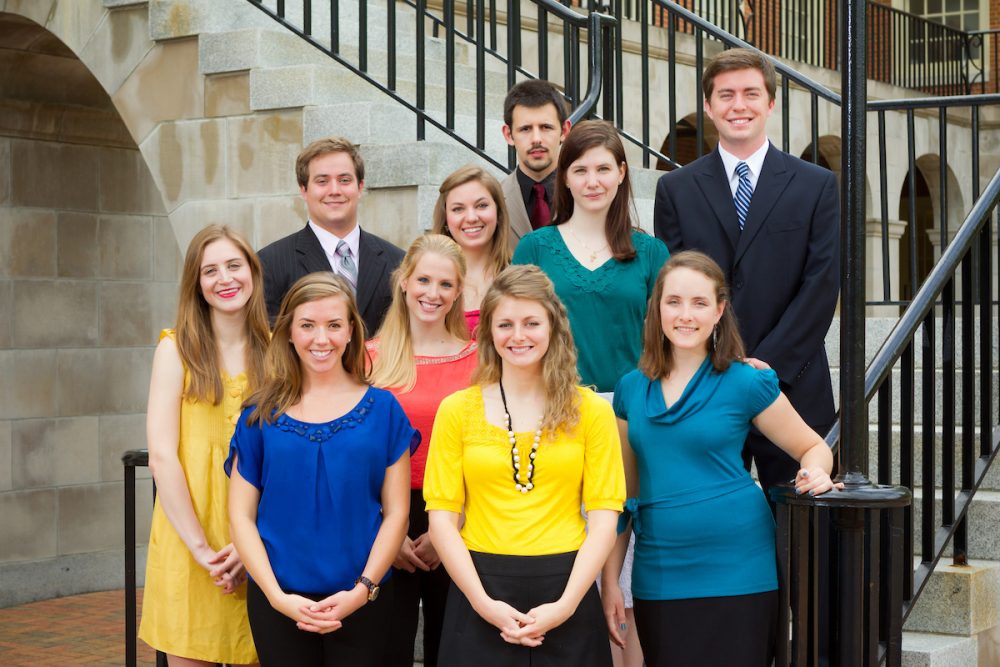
[308, 220, 361, 278]
[718, 140, 769, 198]
[515, 167, 555, 218]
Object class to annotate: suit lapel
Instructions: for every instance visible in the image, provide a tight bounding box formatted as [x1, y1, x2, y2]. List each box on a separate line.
[295, 225, 334, 274]
[502, 171, 533, 241]
[733, 144, 794, 265]
[355, 229, 386, 317]
[694, 151, 741, 250]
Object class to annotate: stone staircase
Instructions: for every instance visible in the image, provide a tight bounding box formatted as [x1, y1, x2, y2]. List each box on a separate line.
[94, 1, 1000, 663]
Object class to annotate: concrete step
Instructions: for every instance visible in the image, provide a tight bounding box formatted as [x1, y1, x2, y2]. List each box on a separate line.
[912, 489, 1000, 561]
[864, 425, 1000, 492]
[902, 631, 979, 666]
[905, 559, 1000, 639]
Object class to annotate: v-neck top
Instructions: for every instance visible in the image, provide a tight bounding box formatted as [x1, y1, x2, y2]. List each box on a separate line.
[512, 226, 669, 391]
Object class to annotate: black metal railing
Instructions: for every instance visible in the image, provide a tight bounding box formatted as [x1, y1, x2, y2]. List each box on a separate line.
[968, 28, 1000, 94]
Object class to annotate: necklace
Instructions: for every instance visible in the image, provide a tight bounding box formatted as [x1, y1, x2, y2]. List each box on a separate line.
[498, 380, 542, 493]
[566, 226, 609, 264]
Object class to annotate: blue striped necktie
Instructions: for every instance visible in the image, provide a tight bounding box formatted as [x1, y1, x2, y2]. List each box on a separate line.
[335, 240, 358, 291]
[734, 161, 753, 231]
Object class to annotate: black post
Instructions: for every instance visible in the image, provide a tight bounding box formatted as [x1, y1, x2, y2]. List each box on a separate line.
[124, 460, 136, 667]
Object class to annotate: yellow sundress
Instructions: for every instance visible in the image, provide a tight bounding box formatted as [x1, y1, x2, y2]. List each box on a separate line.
[138, 330, 257, 663]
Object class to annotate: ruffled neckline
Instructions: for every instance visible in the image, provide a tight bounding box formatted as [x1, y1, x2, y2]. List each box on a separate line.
[641, 357, 723, 424]
[530, 226, 633, 294]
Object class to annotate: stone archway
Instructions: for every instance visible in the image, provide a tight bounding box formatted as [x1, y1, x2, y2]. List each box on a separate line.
[655, 113, 719, 171]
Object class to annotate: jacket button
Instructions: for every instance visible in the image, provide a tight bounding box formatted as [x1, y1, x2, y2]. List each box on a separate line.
[735, 281, 744, 289]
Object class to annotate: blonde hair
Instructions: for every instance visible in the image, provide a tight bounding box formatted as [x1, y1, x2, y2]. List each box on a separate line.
[432, 165, 512, 278]
[371, 234, 470, 391]
[472, 265, 580, 434]
[245, 273, 369, 425]
[175, 225, 270, 404]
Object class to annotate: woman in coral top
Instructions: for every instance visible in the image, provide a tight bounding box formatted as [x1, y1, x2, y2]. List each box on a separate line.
[424, 264, 625, 666]
[367, 234, 478, 667]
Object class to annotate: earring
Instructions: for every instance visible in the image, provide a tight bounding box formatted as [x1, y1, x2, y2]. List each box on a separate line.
[712, 326, 718, 349]
[346, 338, 352, 344]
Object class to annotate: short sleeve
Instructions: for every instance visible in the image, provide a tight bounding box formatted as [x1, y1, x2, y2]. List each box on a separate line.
[422, 392, 467, 513]
[612, 371, 637, 420]
[511, 231, 539, 265]
[384, 392, 420, 466]
[642, 234, 670, 298]
[581, 391, 626, 513]
[225, 406, 265, 490]
[748, 368, 781, 418]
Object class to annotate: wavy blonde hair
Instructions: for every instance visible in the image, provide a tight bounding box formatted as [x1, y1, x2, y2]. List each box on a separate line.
[175, 224, 270, 404]
[472, 265, 580, 434]
[432, 165, 512, 278]
[371, 234, 470, 391]
[245, 273, 369, 425]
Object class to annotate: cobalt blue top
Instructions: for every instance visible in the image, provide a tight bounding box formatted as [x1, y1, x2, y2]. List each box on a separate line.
[225, 386, 418, 595]
[613, 359, 780, 600]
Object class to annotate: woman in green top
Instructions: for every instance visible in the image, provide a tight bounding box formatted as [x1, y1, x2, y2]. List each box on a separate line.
[512, 120, 669, 393]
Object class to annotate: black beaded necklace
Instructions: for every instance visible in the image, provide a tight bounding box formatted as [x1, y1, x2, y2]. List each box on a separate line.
[499, 379, 543, 493]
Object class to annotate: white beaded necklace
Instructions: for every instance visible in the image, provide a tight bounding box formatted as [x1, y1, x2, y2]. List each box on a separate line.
[499, 379, 542, 493]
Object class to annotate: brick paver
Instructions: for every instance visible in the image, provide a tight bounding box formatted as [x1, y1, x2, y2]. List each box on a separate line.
[0, 589, 156, 666]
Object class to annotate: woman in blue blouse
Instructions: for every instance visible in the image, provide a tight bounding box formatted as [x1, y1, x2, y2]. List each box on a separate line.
[227, 272, 416, 665]
[601, 251, 839, 667]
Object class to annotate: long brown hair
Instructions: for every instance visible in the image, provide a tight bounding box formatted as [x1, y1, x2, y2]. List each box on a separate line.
[175, 224, 269, 404]
[245, 273, 369, 425]
[638, 251, 745, 379]
[371, 234, 470, 391]
[432, 165, 513, 277]
[551, 120, 638, 261]
[472, 265, 580, 434]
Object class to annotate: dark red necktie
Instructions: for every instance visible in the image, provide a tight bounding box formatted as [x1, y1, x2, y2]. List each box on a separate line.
[529, 182, 551, 230]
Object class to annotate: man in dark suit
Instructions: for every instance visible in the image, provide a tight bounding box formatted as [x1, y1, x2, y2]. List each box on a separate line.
[499, 80, 572, 244]
[654, 48, 840, 498]
[259, 136, 404, 337]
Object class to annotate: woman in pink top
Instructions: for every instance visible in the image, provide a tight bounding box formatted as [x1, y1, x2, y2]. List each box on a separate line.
[432, 166, 512, 336]
[368, 233, 478, 666]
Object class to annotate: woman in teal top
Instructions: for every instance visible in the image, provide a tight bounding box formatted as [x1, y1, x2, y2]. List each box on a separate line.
[601, 251, 840, 667]
[512, 120, 669, 393]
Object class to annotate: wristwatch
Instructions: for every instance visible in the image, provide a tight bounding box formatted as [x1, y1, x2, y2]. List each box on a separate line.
[355, 575, 380, 602]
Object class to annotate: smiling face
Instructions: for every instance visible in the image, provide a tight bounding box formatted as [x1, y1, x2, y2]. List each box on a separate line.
[199, 238, 254, 315]
[703, 67, 774, 157]
[659, 267, 726, 354]
[299, 151, 363, 234]
[564, 146, 626, 217]
[444, 180, 499, 252]
[401, 251, 461, 327]
[491, 296, 551, 372]
[502, 104, 571, 181]
[289, 295, 354, 376]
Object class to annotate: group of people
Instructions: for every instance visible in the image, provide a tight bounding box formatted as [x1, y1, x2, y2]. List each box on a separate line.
[138, 47, 842, 667]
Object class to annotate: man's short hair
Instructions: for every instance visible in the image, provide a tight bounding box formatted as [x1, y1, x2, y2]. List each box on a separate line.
[502, 80, 570, 127]
[702, 48, 777, 102]
[295, 137, 365, 188]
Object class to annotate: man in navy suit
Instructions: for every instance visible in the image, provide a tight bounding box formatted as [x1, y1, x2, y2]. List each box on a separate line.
[259, 137, 404, 337]
[654, 48, 840, 499]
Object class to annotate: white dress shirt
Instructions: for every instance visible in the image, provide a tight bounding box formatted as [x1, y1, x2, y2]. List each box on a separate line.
[718, 140, 770, 198]
[308, 220, 361, 279]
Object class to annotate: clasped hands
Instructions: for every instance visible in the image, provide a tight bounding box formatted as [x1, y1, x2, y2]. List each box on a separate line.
[273, 585, 369, 635]
[477, 597, 573, 647]
[195, 543, 246, 594]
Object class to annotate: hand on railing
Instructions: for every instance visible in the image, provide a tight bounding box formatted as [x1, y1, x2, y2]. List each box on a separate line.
[794, 468, 843, 496]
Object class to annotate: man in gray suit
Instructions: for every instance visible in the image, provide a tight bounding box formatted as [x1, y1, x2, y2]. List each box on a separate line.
[500, 80, 572, 243]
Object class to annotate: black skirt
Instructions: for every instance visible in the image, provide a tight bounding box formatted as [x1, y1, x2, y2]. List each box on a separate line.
[633, 589, 779, 667]
[439, 551, 612, 667]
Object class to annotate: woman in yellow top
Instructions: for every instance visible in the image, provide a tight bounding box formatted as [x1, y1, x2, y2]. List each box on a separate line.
[139, 225, 269, 665]
[424, 264, 625, 666]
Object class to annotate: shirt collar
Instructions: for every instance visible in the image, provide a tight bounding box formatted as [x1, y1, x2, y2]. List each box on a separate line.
[718, 140, 770, 187]
[515, 167, 555, 208]
[308, 220, 361, 263]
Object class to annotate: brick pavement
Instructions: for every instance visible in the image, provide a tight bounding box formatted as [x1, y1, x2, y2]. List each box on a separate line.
[0, 589, 156, 666]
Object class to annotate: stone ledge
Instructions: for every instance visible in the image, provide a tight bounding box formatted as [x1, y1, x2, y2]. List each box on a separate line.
[902, 631, 978, 667]
[905, 559, 1000, 636]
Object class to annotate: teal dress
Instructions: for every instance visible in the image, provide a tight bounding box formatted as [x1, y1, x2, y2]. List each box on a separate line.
[613, 359, 780, 601]
[512, 227, 669, 392]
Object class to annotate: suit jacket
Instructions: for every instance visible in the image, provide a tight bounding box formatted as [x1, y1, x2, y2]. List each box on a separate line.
[501, 170, 534, 243]
[653, 144, 840, 428]
[258, 224, 405, 338]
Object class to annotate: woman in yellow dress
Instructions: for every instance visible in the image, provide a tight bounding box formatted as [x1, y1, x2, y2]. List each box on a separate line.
[139, 225, 269, 665]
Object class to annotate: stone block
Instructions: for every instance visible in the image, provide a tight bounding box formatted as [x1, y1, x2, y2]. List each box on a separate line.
[11, 140, 100, 211]
[0, 281, 9, 348]
[198, 28, 318, 75]
[363, 186, 423, 248]
[100, 347, 154, 414]
[11, 417, 100, 489]
[13, 281, 99, 347]
[225, 111, 303, 198]
[99, 147, 166, 215]
[100, 282, 154, 346]
[168, 200, 255, 255]
[139, 118, 227, 211]
[901, 631, 979, 667]
[78, 4, 154, 97]
[44, 0, 107, 53]
[980, 624, 1000, 667]
[0, 138, 9, 206]
[0, 421, 11, 491]
[0, 208, 56, 277]
[254, 196, 307, 249]
[153, 217, 182, 282]
[99, 413, 150, 482]
[58, 482, 141, 554]
[302, 102, 415, 146]
[55, 348, 105, 416]
[3, 0, 58, 28]
[204, 72, 251, 118]
[99, 215, 152, 279]
[906, 560, 1000, 636]
[58, 107, 137, 149]
[148, 0, 273, 40]
[151, 279, 179, 333]
[57, 211, 100, 278]
[112, 36, 204, 145]
[0, 350, 59, 419]
[0, 488, 57, 562]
